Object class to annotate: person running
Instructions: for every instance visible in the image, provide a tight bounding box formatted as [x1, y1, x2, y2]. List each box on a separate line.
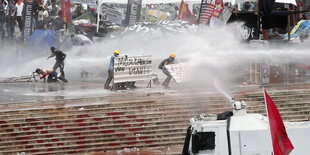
[158, 53, 176, 88]
[47, 47, 67, 79]
[35, 68, 67, 82]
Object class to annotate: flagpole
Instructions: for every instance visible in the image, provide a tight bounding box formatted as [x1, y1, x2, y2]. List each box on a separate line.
[197, 0, 204, 25]
[263, 88, 275, 155]
[257, 0, 261, 40]
[96, 0, 101, 33]
[157, 3, 160, 22]
[263, 88, 269, 119]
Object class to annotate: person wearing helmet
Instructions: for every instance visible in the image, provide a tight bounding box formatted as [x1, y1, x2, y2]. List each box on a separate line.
[35, 68, 67, 83]
[47, 47, 67, 79]
[104, 50, 120, 89]
[158, 53, 176, 88]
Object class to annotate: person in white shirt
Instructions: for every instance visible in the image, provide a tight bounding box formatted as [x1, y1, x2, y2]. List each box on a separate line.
[15, 0, 23, 32]
[47, 0, 59, 19]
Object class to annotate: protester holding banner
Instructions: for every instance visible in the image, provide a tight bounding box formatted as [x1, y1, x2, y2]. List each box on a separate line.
[104, 50, 120, 89]
[158, 53, 176, 88]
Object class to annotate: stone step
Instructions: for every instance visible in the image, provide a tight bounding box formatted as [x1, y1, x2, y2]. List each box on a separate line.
[0, 100, 229, 121]
[0, 130, 186, 152]
[0, 103, 230, 124]
[31, 137, 184, 155]
[0, 127, 187, 150]
[0, 113, 195, 139]
[1, 133, 185, 155]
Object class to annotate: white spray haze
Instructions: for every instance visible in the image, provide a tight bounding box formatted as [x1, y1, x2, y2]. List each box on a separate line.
[0, 23, 310, 98]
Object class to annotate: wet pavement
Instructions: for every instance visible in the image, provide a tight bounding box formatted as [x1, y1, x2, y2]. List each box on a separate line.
[0, 80, 102, 103]
[0, 79, 167, 104]
[89, 145, 182, 155]
[2, 76, 309, 106]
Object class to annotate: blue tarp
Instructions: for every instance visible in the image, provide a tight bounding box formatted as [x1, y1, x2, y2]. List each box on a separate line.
[27, 30, 56, 50]
[286, 20, 310, 39]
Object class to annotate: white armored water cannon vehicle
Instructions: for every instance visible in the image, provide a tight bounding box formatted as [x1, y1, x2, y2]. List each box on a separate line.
[182, 99, 310, 155]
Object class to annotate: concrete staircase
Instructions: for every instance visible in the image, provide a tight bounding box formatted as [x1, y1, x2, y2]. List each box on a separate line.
[243, 89, 310, 122]
[0, 91, 231, 155]
[1, 87, 310, 155]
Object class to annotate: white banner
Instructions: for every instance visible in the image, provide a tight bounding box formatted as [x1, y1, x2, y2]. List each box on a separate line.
[71, 0, 96, 5]
[164, 63, 190, 83]
[227, 0, 256, 5]
[210, 17, 225, 28]
[101, 4, 123, 25]
[222, 6, 232, 23]
[113, 55, 153, 83]
[275, 0, 296, 5]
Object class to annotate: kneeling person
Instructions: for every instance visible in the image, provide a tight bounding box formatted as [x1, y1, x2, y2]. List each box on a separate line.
[35, 68, 68, 83]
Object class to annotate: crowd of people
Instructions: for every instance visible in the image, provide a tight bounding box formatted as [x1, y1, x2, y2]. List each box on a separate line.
[0, 0, 92, 42]
[1, 0, 182, 89]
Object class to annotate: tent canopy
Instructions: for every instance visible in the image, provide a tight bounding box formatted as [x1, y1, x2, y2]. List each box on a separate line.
[27, 30, 56, 50]
[101, 0, 296, 5]
[224, 0, 257, 5]
[101, 0, 200, 4]
[275, 0, 296, 6]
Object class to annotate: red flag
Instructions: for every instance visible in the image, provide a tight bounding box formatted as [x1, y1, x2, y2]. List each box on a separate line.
[178, 0, 195, 23]
[212, 0, 224, 18]
[264, 90, 294, 155]
[61, 0, 72, 23]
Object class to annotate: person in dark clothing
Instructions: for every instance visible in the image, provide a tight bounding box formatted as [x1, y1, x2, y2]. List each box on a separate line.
[104, 50, 119, 89]
[75, 4, 83, 18]
[0, 2, 5, 40]
[35, 68, 67, 82]
[52, 16, 64, 31]
[5, 1, 16, 40]
[158, 53, 176, 88]
[32, 0, 44, 28]
[47, 47, 67, 79]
